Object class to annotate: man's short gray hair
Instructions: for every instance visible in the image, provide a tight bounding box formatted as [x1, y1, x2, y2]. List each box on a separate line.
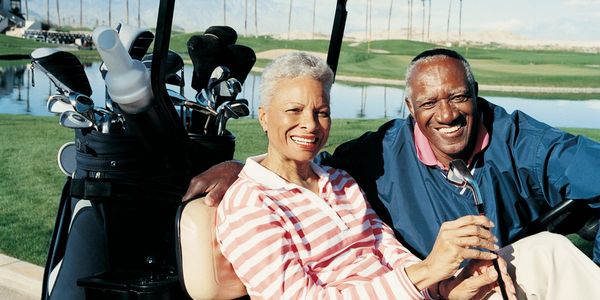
[404, 48, 476, 100]
[260, 52, 334, 107]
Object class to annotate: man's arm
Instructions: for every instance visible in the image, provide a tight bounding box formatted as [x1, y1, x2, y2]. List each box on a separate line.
[183, 160, 244, 205]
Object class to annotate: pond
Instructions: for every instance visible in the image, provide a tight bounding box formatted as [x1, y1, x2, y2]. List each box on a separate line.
[1, 62, 599, 129]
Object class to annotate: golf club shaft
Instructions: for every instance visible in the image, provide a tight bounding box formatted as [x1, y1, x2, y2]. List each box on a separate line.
[479, 212, 508, 300]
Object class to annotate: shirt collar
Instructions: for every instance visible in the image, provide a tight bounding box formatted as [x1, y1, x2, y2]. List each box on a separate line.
[413, 119, 489, 170]
[241, 154, 330, 189]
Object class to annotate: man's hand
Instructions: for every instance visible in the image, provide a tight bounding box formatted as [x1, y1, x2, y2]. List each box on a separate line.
[423, 215, 499, 281]
[182, 160, 244, 206]
[443, 258, 516, 300]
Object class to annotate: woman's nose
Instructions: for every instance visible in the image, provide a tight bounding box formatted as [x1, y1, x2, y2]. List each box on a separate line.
[300, 112, 318, 131]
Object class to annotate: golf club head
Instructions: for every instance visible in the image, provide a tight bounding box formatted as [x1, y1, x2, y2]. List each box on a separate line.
[31, 48, 93, 97]
[57, 141, 77, 176]
[47, 95, 73, 113]
[207, 66, 231, 108]
[447, 159, 485, 210]
[59, 111, 95, 130]
[69, 92, 96, 122]
[229, 99, 250, 117]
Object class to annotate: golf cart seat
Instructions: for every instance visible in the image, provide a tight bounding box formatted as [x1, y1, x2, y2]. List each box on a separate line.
[176, 197, 247, 300]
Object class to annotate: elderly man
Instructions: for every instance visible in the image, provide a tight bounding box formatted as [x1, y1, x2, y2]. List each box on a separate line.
[184, 48, 600, 266]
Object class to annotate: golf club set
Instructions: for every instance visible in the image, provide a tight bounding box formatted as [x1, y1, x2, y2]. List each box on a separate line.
[33, 23, 256, 300]
[31, 24, 255, 177]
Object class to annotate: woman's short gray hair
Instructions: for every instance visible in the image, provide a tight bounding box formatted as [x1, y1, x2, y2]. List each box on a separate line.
[259, 52, 334, 107]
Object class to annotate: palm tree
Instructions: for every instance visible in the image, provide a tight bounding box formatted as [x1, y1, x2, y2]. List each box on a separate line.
[287, 0, 293, 40]
[427, 0, 432, 40]
[79, 0, 82, 27]
[56, 0, 61, 28]
[126, 0, 130, 25]
[138, 0, 141, 27]
[312, 0, 316, 39]
[223, 0, 227, 25]
[254, 0, 258, 37]
[244, 0, 248, 36]
[108, 0, 112, 28]
[421, 0, 425, 41]
[458, 0, 463, 39]
[446, 0, 452, 43]
[406, 0, 411, 39]
[387, 0, 393, 40]
[46, 0, 49, 25]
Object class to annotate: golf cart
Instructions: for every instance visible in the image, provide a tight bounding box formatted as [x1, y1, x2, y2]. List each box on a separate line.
[34, 0, 597, 299]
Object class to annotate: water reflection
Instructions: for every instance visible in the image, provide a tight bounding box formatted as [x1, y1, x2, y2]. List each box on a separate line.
[1, 62, 599, 129]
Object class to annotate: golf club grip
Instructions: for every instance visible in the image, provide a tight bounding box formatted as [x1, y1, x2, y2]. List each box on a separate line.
[492, 257, 509, 300]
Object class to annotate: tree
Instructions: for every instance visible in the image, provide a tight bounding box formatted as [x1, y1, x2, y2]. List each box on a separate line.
[458, 0, 463, 39]
[427, 0, 432, 40]
[446, 0, 452, 43]
[312, 0, 316, 39]
[126, 0, 130, 25]
[287, 0, 292, 40]
[138, 0, 141, 27]
[108, 0, 112, 28]
[387, 0, 393, 40]
[24, 0, 29, 20]
[245, 0, 248, 36]
[79, 0, 82, 27]
[254, 0, 258, 37]
[46, 0, 49, 25]
[421, 0, 425, 41]
[56, 0, 61, 28]
[223, 0, 227, 25]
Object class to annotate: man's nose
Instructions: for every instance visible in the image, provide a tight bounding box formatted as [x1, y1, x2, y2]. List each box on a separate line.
[435, 100, 459, 124]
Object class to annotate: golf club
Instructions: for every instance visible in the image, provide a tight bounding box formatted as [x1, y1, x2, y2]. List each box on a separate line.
[59, 111, 96, 130]
[207, 66, 231, 108]
[446, 159, 509, 300]
[68, 92, 96, 123]
[47, 94, 74, 114]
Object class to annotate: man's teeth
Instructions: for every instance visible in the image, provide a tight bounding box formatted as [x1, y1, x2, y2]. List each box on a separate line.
[438, 125, 461, 134]
[291, 136, 316, 144]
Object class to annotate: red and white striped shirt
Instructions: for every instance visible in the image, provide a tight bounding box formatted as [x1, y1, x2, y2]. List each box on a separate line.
[217, 155, 434, 299]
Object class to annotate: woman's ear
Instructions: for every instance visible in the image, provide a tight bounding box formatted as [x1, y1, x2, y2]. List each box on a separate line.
[258, 106, 268, 133]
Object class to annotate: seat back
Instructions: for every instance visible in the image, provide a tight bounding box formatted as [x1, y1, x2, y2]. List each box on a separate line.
[176, 198, 247, 299]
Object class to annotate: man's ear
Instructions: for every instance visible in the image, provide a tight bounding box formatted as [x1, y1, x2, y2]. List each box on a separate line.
[258, 106, 268, 133]
[405, 97, 415, 116]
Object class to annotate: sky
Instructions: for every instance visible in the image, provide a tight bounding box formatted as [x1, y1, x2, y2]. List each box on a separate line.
[21, 0, 600, 43]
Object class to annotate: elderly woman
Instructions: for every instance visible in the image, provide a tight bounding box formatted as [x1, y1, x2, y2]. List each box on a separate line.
[215, 52, 519, 299]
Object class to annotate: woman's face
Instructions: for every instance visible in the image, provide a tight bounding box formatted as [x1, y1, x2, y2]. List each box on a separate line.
[259, 76, 331, 164]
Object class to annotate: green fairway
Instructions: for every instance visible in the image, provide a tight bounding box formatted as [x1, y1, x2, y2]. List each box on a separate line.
[3, 34, 600, 97]
[0, 114, 599, 265]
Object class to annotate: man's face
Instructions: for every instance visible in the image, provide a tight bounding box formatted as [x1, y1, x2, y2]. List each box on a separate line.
[405, 57, 479, 167]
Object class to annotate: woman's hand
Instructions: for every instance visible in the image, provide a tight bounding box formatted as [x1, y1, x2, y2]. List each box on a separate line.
[440, 257, 517, 300]
[182, 160, 244, 205]
[423, 215, 499, 281]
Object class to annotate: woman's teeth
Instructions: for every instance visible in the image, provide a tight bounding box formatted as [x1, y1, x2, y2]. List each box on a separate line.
[438, 125, 461, 134]
[291, 136, 316, 144]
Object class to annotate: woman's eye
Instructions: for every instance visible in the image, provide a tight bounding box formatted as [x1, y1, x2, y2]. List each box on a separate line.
[318, 111, 330, 117]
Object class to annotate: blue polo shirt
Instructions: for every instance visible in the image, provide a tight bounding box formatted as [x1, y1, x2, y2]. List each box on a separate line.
[321, 98, 600, 263]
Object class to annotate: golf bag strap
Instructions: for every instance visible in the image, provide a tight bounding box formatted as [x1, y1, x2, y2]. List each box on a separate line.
[70, 178, 112, 199]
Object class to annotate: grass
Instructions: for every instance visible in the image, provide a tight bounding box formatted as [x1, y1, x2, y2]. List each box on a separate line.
[3, 34, 600, 95]
[0, 114, 598, 265]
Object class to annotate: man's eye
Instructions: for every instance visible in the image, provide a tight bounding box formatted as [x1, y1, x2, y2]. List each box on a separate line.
[451, 95, 470, 102]
[419, 101, 436, 109]
[286, 108, 301, 113]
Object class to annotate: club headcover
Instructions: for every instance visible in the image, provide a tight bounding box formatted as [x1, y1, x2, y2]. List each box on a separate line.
[204, 26, 238, 48]
[225, 44, 256, 85]
[188, 34, 222, 92]
[30, 48, 93, 97]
